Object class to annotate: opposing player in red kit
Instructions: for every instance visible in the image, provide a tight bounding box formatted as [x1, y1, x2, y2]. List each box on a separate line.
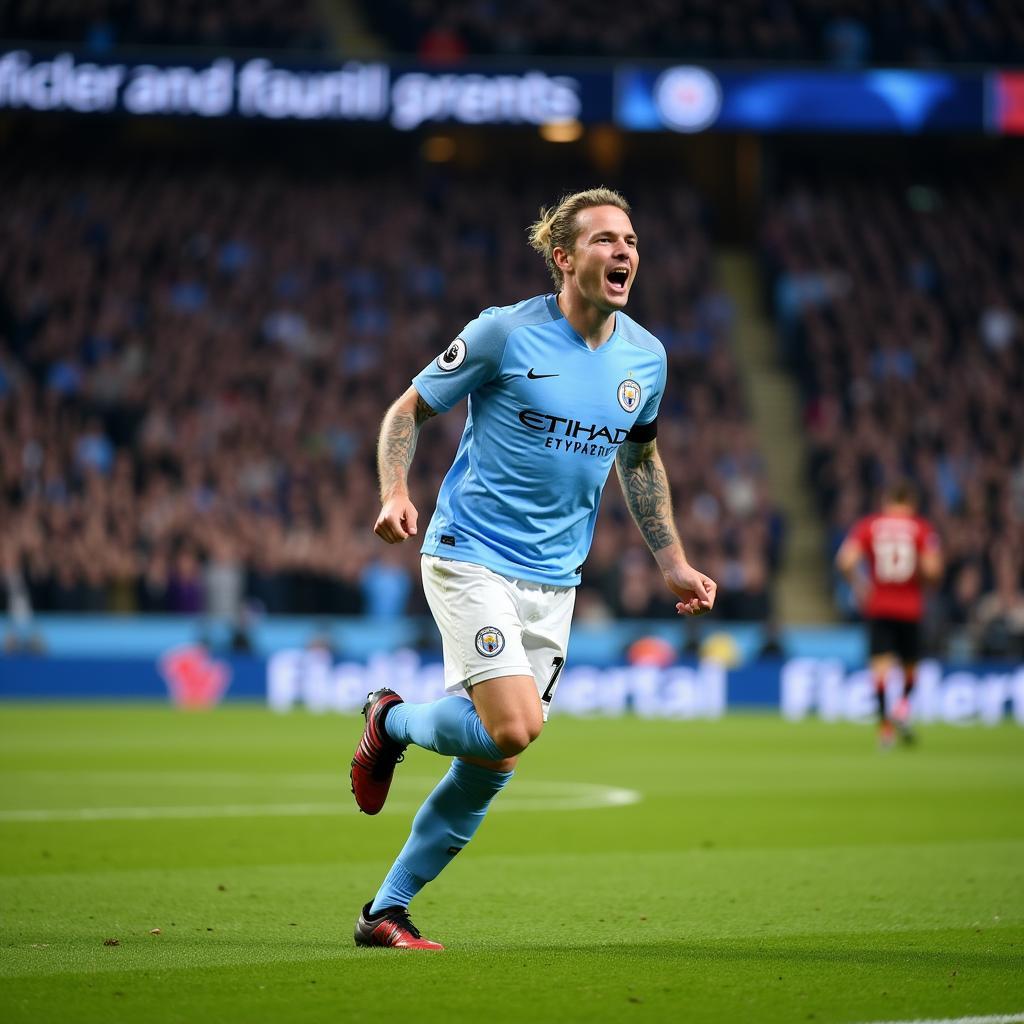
[835, 482, 943, 747]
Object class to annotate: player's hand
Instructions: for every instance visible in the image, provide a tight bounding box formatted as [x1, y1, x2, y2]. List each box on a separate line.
[374, 497, 419, 544]
[664, 563, 717, 617]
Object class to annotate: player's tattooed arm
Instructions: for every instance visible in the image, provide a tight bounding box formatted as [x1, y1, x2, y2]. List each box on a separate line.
[615, 439, 680, 555]
[377, 389, 437, 501]
[374, 387, 437, 543]
[616, 439, 718, 616]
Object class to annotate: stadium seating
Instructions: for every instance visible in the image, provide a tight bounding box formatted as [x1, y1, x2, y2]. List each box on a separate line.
[0, 0, 329, 51]
[761, 177, 1024, 651]
[0, 159, 780, 621]
[357, 0, 1024, 66]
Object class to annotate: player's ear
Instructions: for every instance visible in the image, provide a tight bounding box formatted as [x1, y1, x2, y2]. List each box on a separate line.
[552, 245, 573, 274]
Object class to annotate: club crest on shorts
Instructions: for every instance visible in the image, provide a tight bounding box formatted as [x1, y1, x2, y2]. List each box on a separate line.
[618, 378, 641, 412]
[475, 626, 505, 658]
[436, 337, 467, 371]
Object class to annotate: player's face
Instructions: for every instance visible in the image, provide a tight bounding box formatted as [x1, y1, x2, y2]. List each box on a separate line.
[563, 205, 639, 313]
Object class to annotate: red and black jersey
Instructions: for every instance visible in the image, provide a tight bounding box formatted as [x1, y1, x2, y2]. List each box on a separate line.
[848, 512, 940, 622]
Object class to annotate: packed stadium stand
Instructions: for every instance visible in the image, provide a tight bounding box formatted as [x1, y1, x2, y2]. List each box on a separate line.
[0, 154, 780, 623]
[358, 0, 1024, 65]
[9, 0, 1021, 66]
[0, 0, 330, 51]
[761, 176, 1024, 655]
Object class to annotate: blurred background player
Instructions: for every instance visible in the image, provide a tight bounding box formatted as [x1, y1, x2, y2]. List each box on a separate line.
[349, 188, 716, 949]
[835, 482, 943, 747]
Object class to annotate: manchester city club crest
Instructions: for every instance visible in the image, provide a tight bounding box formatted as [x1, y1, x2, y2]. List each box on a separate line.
[436, 337, 467, 371]
[618, 378, 641, 413]
[475, 626, 505, 658]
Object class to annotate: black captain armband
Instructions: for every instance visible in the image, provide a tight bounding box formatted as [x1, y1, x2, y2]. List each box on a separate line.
[625, 418, 658, 443]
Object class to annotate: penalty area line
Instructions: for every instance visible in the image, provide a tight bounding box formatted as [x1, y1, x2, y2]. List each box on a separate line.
[853, 1014, 1024, 1024]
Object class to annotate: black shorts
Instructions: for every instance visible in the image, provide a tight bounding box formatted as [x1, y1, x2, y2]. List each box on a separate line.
[868, 617, 921, 663]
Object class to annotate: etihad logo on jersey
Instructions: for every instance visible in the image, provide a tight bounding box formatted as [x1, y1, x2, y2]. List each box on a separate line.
[518, 409, 629, 457]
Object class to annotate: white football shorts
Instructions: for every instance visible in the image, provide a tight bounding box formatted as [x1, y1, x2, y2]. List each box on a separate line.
[421, 554, 575, 719]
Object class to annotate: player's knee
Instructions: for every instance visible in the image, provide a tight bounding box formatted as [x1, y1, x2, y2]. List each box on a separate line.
[491, 716, 542, 756]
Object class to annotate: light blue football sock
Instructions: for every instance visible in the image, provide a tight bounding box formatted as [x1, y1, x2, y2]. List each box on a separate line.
[384, 695, 506, 760]
[369, 758, 513, 914]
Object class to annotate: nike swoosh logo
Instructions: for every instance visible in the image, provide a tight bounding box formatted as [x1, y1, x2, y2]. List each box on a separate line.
[527, 369, 559, 379]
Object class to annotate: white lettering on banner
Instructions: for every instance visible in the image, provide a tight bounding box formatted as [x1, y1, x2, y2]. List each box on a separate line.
[0, 50, 124, 112]
[0, 52, 580, 128]
[237, 59, 388, 120]
[266, 649, 725, 718]
[267, 649, 447, 713]
[781, 658, 1024, 725]
[123, 60, 233, 116]
[390, 71, 580, 130]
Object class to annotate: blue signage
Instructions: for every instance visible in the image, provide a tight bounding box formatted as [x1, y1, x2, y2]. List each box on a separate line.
[616, 65, 986, 134]
[2, 650, 1021, 725]
[0, 50, 1001, 134]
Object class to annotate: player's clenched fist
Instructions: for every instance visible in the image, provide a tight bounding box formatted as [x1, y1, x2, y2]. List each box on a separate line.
[374, 497, 419, 543]
[665, 563, 718, 617]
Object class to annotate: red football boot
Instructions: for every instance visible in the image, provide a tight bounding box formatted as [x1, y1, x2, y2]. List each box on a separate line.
[350, 688, 406, 815]
[354, 903, 444, 951]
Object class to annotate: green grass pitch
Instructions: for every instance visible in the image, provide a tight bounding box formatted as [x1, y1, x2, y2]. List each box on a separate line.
[1, 704, 1022, 1024]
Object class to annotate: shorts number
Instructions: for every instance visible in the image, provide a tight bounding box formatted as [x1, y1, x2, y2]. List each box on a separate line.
[541, 656, 564, 704]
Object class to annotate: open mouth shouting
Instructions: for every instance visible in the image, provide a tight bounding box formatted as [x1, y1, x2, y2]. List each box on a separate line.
[606, 265, 630, 296]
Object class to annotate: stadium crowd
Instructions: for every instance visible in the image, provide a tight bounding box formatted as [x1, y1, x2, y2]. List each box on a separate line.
[361, 0, 1024, 66]
[0, 158, 780, 626]
[0, 0, 329, 51]
[3, 0, 1023, 66]
[762, 178, 1024, 656]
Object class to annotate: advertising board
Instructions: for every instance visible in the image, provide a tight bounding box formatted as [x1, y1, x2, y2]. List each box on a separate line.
[2, 649, 1021, 724]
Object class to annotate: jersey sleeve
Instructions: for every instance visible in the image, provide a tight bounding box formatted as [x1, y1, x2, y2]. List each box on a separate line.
[848, 516, 871, 550]
[635, 350, 667, 426]
[411, 312, 510, 413]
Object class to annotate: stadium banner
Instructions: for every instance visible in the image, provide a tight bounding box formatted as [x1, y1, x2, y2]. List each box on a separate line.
[615, 65, 987, 134]
[0, 49, 612, 128]
[0, 49, 1011, 135]
[1, 649, 1022, 724]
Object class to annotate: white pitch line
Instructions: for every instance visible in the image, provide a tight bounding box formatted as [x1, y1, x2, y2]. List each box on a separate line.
[0, 803, 353, 822]
[854, 1014, 1024, 1024]
[0, 783, 641, 823]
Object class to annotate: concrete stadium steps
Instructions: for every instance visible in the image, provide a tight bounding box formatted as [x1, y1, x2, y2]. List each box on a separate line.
[320, 0, 384, 56]
[717, 249, 834, 625]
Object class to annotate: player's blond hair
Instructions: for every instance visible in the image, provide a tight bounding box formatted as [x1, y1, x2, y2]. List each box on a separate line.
[528, 187, 631, 289]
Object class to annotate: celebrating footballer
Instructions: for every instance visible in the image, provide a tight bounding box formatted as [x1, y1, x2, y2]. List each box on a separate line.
[349, 187, 717, 949]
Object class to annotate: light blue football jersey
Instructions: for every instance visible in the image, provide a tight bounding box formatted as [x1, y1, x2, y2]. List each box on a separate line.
[412, 293, 667, 586]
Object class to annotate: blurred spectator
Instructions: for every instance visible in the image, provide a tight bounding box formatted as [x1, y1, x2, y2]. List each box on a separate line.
[360, 549, 413, 620]
[1, 539, 44, 653]
[167, 547, 204, 614]
[823, 14, 871, 67]
[203, 532, 245, 622]
[972, 547, 1024, 659]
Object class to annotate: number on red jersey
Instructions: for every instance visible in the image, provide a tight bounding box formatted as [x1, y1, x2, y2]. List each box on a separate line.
[873, 535, 918, 583]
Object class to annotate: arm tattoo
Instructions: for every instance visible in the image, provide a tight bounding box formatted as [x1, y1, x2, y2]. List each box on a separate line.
[378, 395, 437, 500]
[615, 439, 680, 554]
